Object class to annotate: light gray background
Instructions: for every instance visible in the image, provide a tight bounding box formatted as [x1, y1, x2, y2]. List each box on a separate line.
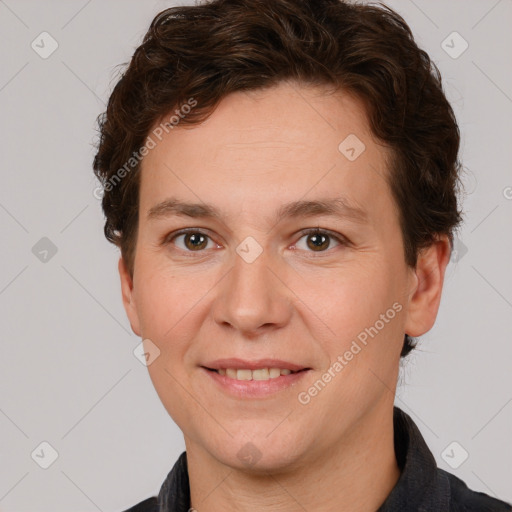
[0, 0, 511, 510]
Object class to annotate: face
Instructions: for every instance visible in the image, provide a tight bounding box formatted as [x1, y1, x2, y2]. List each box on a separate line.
[120, 81, 447, 472]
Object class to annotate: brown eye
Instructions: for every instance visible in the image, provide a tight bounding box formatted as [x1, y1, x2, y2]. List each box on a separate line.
[183, 232, 208, 250]
[295, 229, 344, 253]
[170, 230, 214, 251]
[306, 232, 330, 251]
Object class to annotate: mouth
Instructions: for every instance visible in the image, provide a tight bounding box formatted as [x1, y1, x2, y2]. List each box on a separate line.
[201, 358, 310, 379]
[199, 358, 311, 397]
[202, 366, 309, 381]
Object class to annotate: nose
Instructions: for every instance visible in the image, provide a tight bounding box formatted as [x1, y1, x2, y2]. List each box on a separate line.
[212, 245, 293, 337]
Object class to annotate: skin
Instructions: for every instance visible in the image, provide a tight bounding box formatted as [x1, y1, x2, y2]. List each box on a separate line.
[119, 81, 451, 512]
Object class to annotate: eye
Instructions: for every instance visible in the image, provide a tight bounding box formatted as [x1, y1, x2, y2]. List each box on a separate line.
[294, 228, 346, 253]
[167, 229, 218, 252]
[163, 227, 347, 255]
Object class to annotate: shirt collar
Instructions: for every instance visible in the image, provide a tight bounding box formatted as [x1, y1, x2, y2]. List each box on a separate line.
[156, 406, 450, 511]
[157, 449, 190, 512]
[377, 406, 450, 510]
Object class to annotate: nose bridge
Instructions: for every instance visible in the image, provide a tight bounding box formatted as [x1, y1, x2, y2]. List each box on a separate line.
[213, 241, 291, 334]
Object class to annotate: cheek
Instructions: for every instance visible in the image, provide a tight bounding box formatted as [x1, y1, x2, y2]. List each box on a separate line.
[132, 263, 208, 428]
[132, 255, 221, 382]
[294, 258, 406, 377]
[133, 255, 205, 337]
[299, 259, 399, 328]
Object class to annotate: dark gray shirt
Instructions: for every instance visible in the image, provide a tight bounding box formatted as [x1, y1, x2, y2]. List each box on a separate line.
[124, 407, 512, 511]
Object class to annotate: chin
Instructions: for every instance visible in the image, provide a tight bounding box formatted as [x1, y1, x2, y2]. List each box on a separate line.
[204, 430, 308, 475]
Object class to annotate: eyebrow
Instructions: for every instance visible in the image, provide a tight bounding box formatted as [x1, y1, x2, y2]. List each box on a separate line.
[147, 196, 368, 224]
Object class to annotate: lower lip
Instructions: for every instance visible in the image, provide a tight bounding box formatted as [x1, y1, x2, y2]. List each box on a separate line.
[201, 367, 310, 399]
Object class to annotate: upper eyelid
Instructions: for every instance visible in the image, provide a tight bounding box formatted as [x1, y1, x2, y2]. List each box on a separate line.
[295, 228, 349, 249]
[298, 227, 346, 240]
[166, 227, 219, 242]
[164, 228, 221, 248]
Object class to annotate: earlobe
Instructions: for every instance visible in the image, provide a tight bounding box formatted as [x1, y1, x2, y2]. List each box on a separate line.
[118, 257, 141, 337]
[404, 236, 451, 338]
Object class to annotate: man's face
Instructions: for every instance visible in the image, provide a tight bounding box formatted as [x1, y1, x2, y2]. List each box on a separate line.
[121, 82, 418, 471]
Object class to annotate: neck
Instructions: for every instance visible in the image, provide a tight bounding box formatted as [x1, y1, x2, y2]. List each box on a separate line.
[185, 401, 400, 512]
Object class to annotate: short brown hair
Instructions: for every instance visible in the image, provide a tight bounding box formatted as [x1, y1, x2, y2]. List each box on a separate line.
[93, 0, 463, 357]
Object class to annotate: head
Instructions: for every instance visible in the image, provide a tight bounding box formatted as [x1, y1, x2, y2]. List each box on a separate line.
[93, 0, 462, 471]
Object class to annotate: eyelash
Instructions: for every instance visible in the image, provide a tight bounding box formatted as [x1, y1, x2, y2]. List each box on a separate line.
[295, 228, 349, 255]
[163, 227, 349, 256]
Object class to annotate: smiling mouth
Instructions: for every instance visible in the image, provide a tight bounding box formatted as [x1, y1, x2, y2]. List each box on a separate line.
[203, 367, 309, 381]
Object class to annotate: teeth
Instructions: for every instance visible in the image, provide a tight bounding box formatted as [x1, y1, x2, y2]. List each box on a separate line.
[226, 368, 237, 379]
[216, 367, 298, 381]
[237, 369, 252, 381]
[269, 368, 281, 378]
[252, 368, 269, 380]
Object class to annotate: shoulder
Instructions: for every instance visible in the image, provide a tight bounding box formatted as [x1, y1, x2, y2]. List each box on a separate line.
[441, 469, 512, 511]
[121, 496, 158, 512]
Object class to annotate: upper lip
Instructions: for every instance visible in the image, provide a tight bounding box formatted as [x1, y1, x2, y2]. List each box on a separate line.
[202, 358, 309, 372]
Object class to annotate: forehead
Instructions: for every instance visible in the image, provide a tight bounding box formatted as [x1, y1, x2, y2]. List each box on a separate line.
[139, 82, 393, 226]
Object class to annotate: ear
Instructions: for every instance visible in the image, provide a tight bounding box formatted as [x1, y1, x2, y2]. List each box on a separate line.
[118, 256, 141, 337]
[404, 235, 451, 337]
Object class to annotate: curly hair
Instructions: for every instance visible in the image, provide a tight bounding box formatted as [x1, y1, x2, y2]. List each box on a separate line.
[93, 0, 463, 358]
